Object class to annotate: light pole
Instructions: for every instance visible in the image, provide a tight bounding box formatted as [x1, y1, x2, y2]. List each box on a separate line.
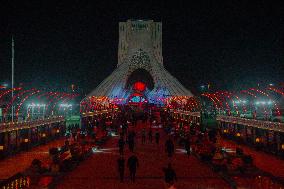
[31, 105, 35, 120]
[42, 104, 46, 119]
[11, 36, 15, 122]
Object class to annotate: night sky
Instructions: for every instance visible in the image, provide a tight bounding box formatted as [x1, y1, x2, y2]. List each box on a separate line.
[0, 1, 283, 95]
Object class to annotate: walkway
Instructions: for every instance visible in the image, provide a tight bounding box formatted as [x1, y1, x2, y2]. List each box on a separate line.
[220, 139, 284, 179]
[0, 138, 66, 180]
[55, 123, 230, 189]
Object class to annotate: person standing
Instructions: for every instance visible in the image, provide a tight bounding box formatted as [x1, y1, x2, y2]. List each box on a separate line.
[155, 131, 160, 145]
[117, 155, 125, 182]
[62, 140, 70, 152]
[118, 137, 125, 155]
[165, 137, 175, 158]
[127, 153, 139, 182]
[163, 163, 177, 188]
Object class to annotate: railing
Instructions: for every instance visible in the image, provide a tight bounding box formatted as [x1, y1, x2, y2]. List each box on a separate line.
[172, 110, 201, 117]
[0, 116, 65, 133]
[217, 115, 284, 132]
[81, 109, 119, 117]
[0, 173, 30, 189]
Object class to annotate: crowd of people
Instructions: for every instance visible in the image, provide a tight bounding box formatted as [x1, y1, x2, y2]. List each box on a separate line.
[21, 108, 248, 188]
[115, 112, 179, 189]
[112, 109, 250, 188]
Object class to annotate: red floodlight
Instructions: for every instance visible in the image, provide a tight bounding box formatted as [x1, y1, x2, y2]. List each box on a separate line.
[133, 82, 146, 92]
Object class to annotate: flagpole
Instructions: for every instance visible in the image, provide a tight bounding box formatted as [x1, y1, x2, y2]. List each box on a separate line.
[11, 36, 14, 122]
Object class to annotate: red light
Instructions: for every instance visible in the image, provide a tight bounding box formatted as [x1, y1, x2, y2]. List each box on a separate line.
[133, 92, 142, 96]
[133, 82, 146, 91]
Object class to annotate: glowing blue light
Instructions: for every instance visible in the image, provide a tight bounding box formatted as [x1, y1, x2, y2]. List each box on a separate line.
[129, 95, 147, 103]
[131, 96, 141, 103]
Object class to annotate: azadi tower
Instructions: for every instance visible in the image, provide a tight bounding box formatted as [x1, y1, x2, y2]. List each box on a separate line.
[87, 19, 192, 105]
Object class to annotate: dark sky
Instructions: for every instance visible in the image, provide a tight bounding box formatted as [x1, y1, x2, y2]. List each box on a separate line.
[0, 1, 284, 94]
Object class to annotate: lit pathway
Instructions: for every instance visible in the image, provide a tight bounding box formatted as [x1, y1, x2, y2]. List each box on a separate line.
[220, 139, 284, 179]
[55, 124, 229, 189]
[0, 138, 66, 180]
[219, 138, 284, 188]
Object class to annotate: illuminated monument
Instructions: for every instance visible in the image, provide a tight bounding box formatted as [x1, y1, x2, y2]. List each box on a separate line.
[86, 19, 192, 105]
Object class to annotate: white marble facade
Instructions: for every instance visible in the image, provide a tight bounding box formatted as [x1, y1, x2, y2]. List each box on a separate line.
[87, 19, 192, 104]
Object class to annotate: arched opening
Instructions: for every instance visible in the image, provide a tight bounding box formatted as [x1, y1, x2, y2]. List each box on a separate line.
[126, 68, 154, 91]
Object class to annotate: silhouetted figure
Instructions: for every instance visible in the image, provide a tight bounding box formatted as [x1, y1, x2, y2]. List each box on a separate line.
[118, 137, 125, 155]
[117, 155, 125, 182]
[49, 155, 60, 173]
[184, 137, 191, 156]
[122, 123, 128, 137]
[165, 137, 175, 157]
[61, 140, 70, 152]
[128, 131, 135, 152]
[155, 131, 160, 144]
[127, 154, 139, 182]
[72, 131, 77, 141]
[148, 129, 153, 143]
[141, 128, 146, 144]
[120, 130, 125, 140]
[163, 163, 177, 187]
[128, 140, 134, 152]
[134, 117, 138, 127]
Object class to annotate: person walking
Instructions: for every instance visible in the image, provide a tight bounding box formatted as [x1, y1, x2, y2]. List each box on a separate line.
[148, 129, 153, 143]
[163, 163, 177, 188]
[117, 155, 125, 182]
[122, 123, 128, 138]
[141, 128, 146, 144]
[184, 136, 191, 156]
[72, 130, 77, 142]
[155, 131, 160, 145]
[165, 137, 175, 158]
[128, 131, 135, 152]
[134, 117, 137, 127]
[127, 153, 139, 182]
[118, 137, 125, 155]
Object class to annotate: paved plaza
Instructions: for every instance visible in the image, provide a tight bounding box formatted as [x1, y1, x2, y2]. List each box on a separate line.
[55, 123, 229, 189]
